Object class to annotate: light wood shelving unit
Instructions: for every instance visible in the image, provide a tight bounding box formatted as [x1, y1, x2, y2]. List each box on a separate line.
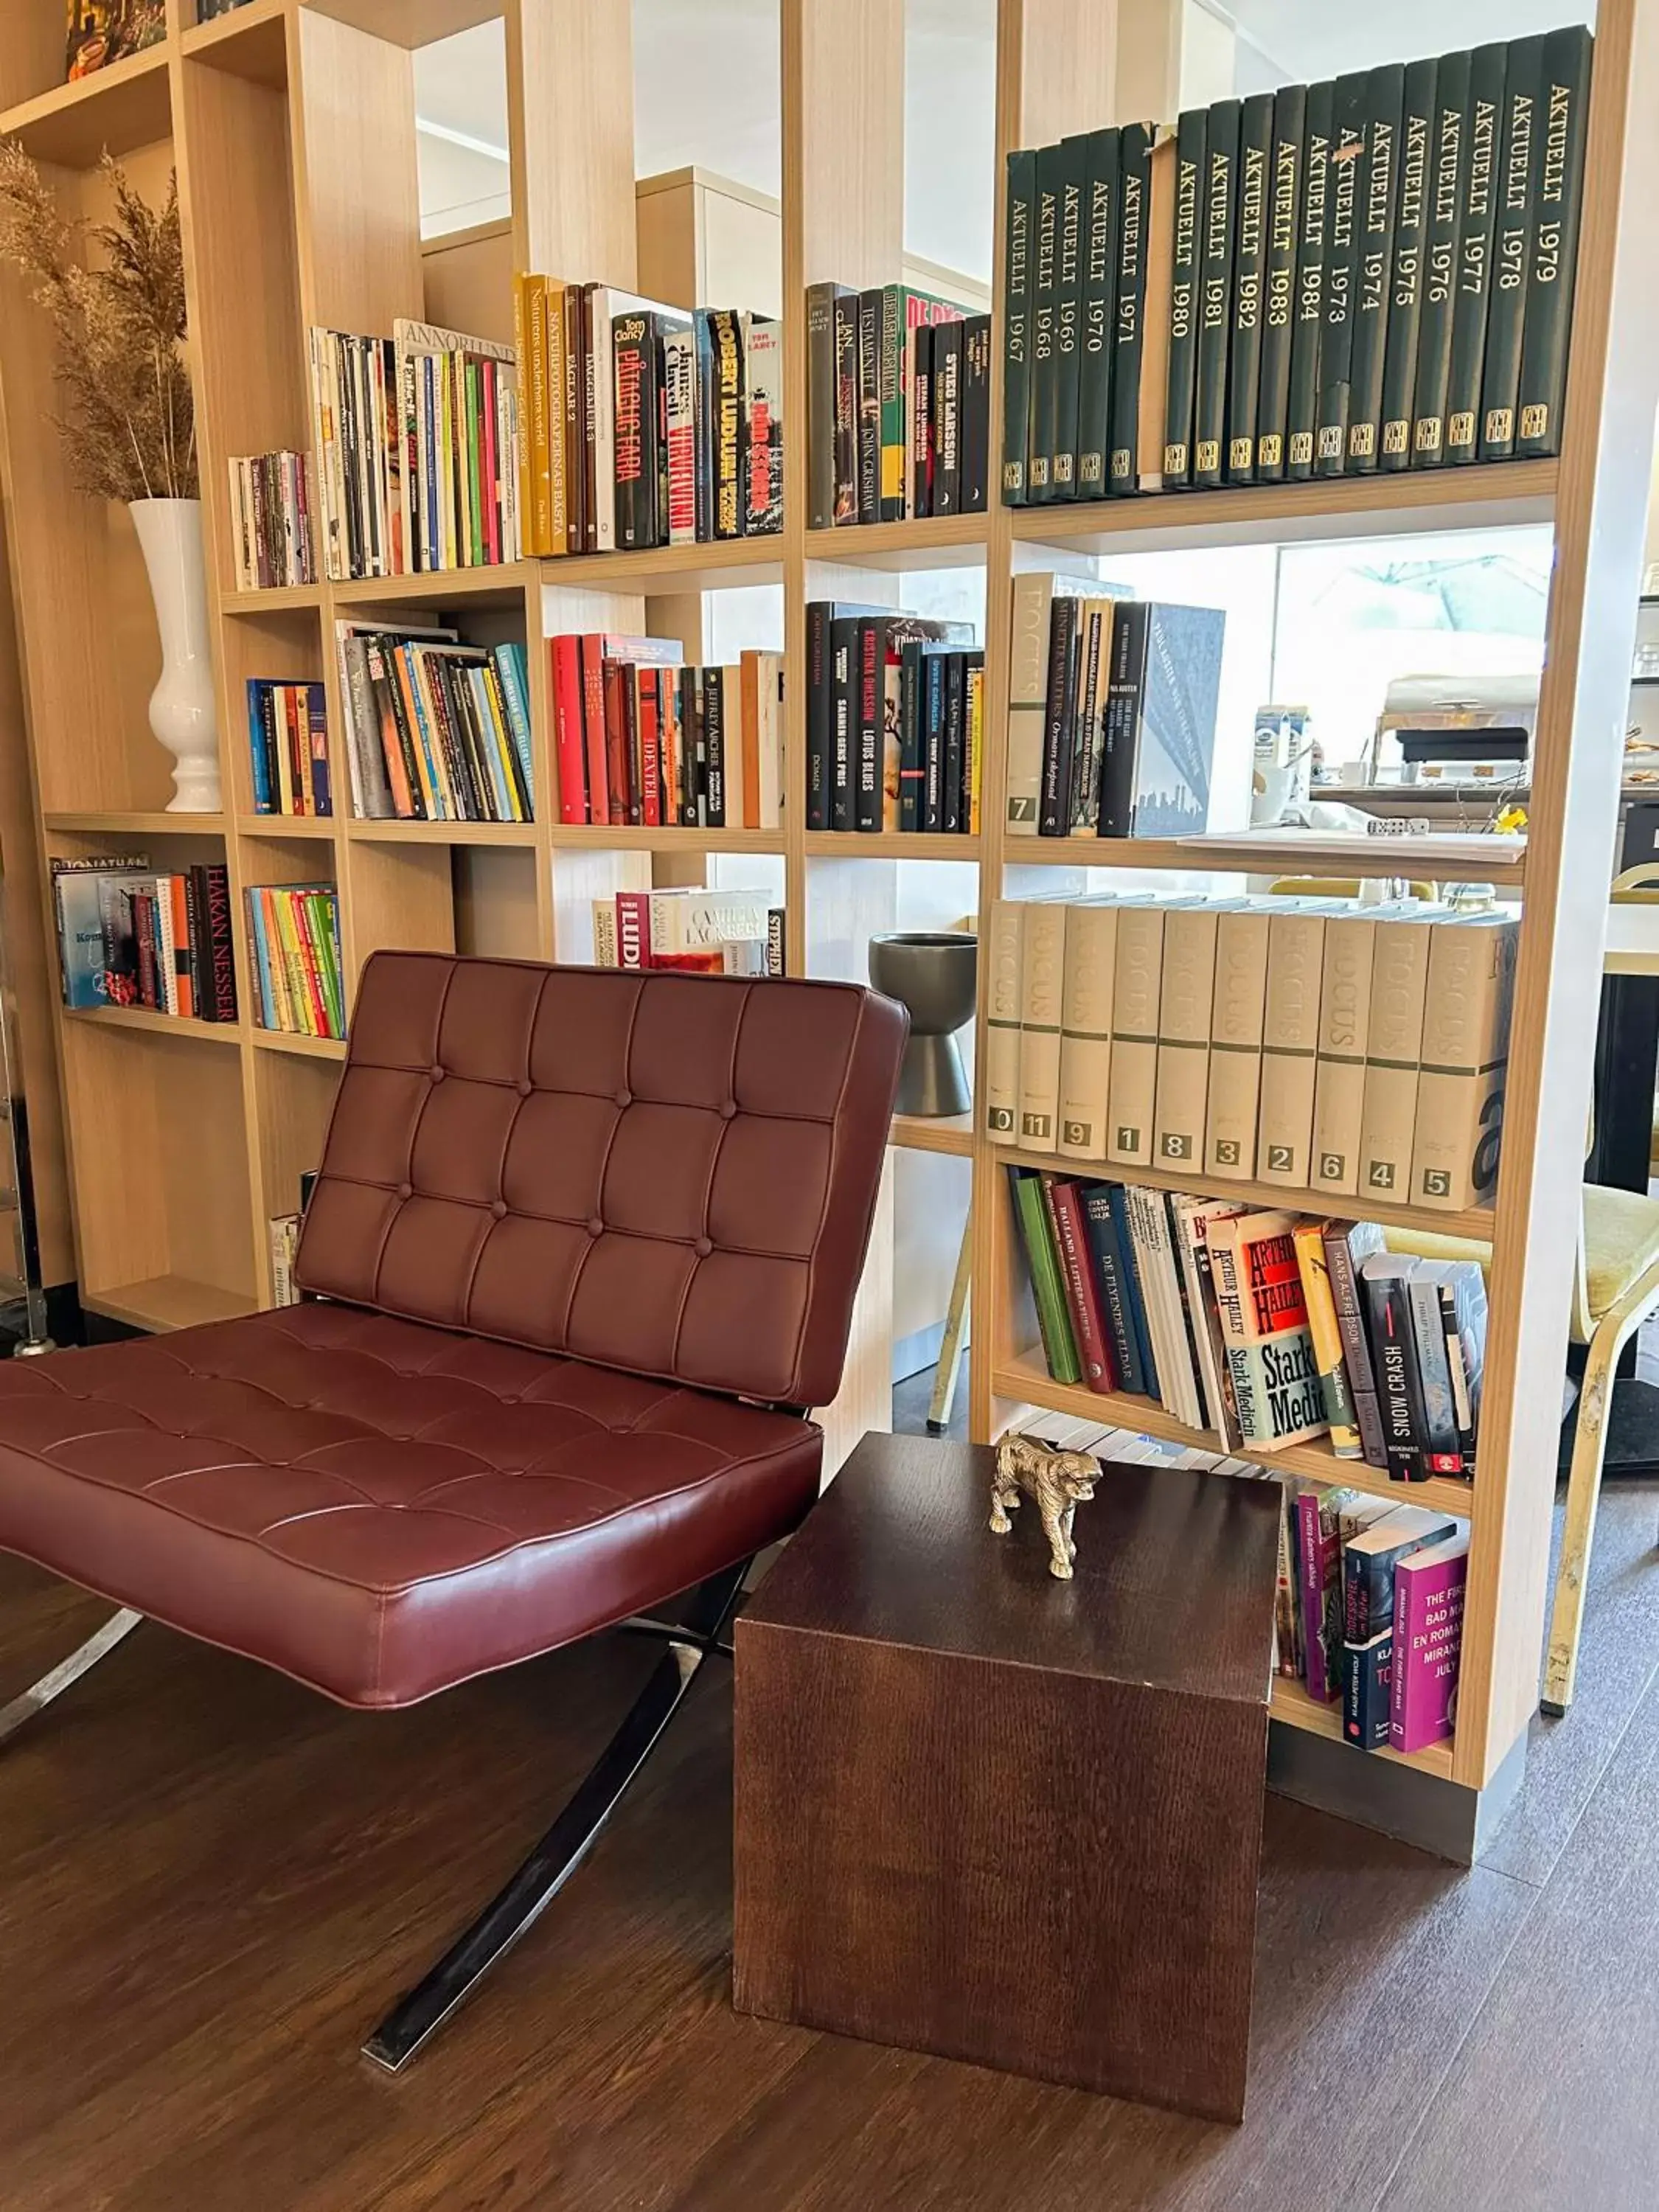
[0, 0, 1655, 1857]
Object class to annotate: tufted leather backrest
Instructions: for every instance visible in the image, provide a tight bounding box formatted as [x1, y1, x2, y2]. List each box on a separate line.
[294, 952, 908, 1410]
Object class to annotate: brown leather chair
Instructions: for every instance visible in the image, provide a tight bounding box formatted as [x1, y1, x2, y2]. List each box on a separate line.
[0, 953, 905, 2068]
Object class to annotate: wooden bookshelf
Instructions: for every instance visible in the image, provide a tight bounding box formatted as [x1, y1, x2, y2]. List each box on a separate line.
[0, 0, 1654, 1860]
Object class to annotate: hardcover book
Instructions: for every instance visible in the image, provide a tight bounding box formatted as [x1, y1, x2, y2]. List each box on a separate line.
[1002, 150, 1037, 504]
[1193, 100, 1239, 490]
[1258, 902, 1336, 1185]
[1446, 41, 1508, 462]
[1206, 900, 1270, 1178]
[1051, 136, 1087, 499]
[1311, 908, 1377, 1194]
[1316, 72, 1368, 476]
[1411, 912, 1518, 1210]
[1228, 92, 1274, 482]
[1018, 900, 1069, 1150]
[1077, 128, 1121, 498]
[1108, 122, 1156, 495]
[1517, 26, 1594, 459]
[1380, 58, 1438, 468]
[1346, 63, 1405, 471]
[1152, 902, 1222, 1169]
[1479, 35, 1545, 461]
[1029, 142, 1064, 501]
[1287, 79, 1335, 479]
[1294, 1220, 1363, 1457]
[1413, 49, 1472, 467]
[1099, 601, 1223, 838]
[1324, 1217, 1390, 1470]
[1009, 1166, 1082, 1385]
[984, 900, 1026, 1141]
[1256, 85, 1305, 482]
[1390, 1531, 1470, 1753]
[1163, 108, 1207, 486]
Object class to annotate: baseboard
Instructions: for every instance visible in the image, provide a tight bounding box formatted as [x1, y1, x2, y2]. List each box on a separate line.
[1267, 1719, 1528, 1865]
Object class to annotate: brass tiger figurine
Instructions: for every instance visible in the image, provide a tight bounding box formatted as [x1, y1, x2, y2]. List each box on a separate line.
[990, 1435, 1099, 1579]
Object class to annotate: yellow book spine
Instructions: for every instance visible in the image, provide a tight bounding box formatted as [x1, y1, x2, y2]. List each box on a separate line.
[1293, 1222, 1363, 1457]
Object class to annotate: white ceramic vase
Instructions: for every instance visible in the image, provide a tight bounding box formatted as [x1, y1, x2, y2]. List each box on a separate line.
[130, 497, 221, 813]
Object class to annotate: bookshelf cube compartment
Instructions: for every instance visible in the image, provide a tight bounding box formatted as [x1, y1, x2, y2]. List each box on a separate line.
[454, 844, 545, 960]
[1, 27, 172, 163]
[223, 608, 334, 823]
[60, 1018, 257, 1332]
[251, 1046, 339, 1304]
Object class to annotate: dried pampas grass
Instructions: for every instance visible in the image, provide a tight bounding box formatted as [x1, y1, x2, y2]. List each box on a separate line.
[0, 145, 196, 503]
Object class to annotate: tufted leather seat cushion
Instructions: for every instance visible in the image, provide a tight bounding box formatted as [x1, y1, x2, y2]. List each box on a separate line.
[0, 958, 905, 1708]
[0, 1303, 821, 1707]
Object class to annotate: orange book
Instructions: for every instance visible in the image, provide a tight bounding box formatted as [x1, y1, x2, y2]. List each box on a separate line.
[740, 650, 762, 830]
[168, 874, 194, 1019]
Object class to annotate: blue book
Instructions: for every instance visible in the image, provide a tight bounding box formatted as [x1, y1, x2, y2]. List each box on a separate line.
[248, 898, 276, 1029]
[306, 684, 331, 815]
[246, 682, 274, 812]
[1107, 1183, 1161, 1402]
[397, 644, 449, 819]
[491, 641, 535, 809]
[1079, 1180, 1144, 1396]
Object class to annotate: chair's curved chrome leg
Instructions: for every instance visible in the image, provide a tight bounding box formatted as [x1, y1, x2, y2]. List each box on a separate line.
[362, 1557, 751, 2074]
[0, 1608, 142, 1750]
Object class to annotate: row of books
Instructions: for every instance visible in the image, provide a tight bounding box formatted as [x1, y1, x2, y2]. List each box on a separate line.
[333, 623, 533, 824]
[269, 1211, 302, 1307]
[228, 451, 316, 591]
[247, 680, 330, 818]
[805, 602, 982, 836]
[987, 894, 1518, 1213]
[1001, 27, 1593, 502]
[1006, 575, 1222, 837]
[246, 884, 344, 1040]
[515, 279, 784, 557]
[52, 857, 237, 1023]
[588, 887, 785, 977]
[1011, 1167, 1487, 1481]
[805, 283, 990, 528]
[1006, 1408, 1467, 1754]
[552, 637, 784, 832]
[1277, 1485, 1469, 1755]
[308, 321, 521, 581]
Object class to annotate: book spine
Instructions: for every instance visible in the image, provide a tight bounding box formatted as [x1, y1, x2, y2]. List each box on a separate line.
[932, 322, 963, 516]
[1051, 135, 1087, 500]
[663, 330, 697, 546]
[1343, 1629, 1394, 1752]
[1295, 1491, 1334, 1702]
[1162, 110, 1206, 487]
[1380, 58, 1436, 469]
[1057, 901, 1118, 1159]
[1446, 41, 1508, 463]
[1068, 603, 1108, 833]
[806, 282, 844, 529]
[805, 602, 831, 831]
[1323, 1233, 1389, 1472]
[1205, 906, 1270, 1178]
[1411, 916, 1517, 1211]
[855, 619, 883, 834]
[1048, 1176, 1116, 1392]
[611, 313, 650, 550]
[1193, 100, 1239, 491]
[1360, 914, 1433, 1200]
[1256, 86, 1304, 483]
[942, 653, 967, 835]
[1348, 63, 1405, 472]
[984, 900, 1026, 1141]
[1367, 1270, 1426, 1483]
[1311, 911, 1375, 1194]
[1010, 1167, 1082, 1385]
[1257, 908, 1326, 1183]
[878, 286, 906, 523]
[1295, 1224, 1363, 1457]
[1152, 906, 1217, 1171]
[855, 288, 882, 524]
[1001, 149, 1037, 505]
[1004, 569, 1054, 835]
[703, 668, 726, 830]
[961, 316, 992, 513]
[1408, 1276, 1466, 1475]
[1413, 51, 1470, 467]
[1105, 902, 1164, 1168]
[1077, 128, 1119, 498]
[1287, 80, 1334, 479]
[1517, 26, 1594, 460]
[1480, 36, 1545, 461]
[1079, 1184, 1142, 1393]
[1317, 72, 1368, 476]
[830, 621, 856, 832]
[1029, 142, 1063, 503]
[711, 310, 745, 540]
[1228, 91, 1274, 483]
[832, 292, 858, 523]
[1017, 899, 1068, 1151]
[908, 327, 934, 518]
[1108, 121, 1152, 495]
[1037, 597, 1079, 838]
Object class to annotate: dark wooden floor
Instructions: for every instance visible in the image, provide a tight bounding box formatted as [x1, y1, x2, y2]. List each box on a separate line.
[4, 1470, 1658, 2211]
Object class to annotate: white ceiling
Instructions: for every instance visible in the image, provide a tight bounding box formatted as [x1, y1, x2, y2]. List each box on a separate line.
[411, 1, 1595, 274]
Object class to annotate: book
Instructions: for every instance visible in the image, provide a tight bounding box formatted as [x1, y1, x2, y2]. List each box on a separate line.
[984, 900, 1026, 1141]
[805, 600, 883, 831]
[1290, 1220, 1359, 1455]
[1363, 1256, 1434, 1482]
[1124, 1184, 1203, 1428]
[1193, 100, 1239, 491]
[1310, 909, 1377, 1195]
[1391, 1531, 1470, 1752]
[1360, 902, 1438, 1203]
[931, 320, 963, 516]
[1480, 36, 1545, 462]
[1079, 1181, 1146, 1394]
[1051, 135, 1088, 500]
[1412, 50, 1472, 467]
[1037, 594, 1080, 836]
[1152, 902, 1220, 1169]
[1343, 1501, 1459, 1641]
[1171, 1193, 1244, 1443]
[246, 883, 342, 1038]
[1347, 63, 1405, 471]
[1162, 108, 1206, 487]
[1323, 1219, 1390, 1470]
[855, 288, 882, 523]
[1018, 900, 1068, 1150]
[1048, 1177, 1117, 1393]
[1411, 914, 1518, 1210]
[743, 316, 784, 535]
[1029, 141, 1063, 502]
[1106, 901, 1169, 1169]
[1298, 1488, 1391, 1703]
[1258, 902, 1334, 1185]
[807, 281, 852, 527]
[1256, 86, 1304, 484]
[1406, 1267, 1467, 1476]
[832, 290, 858, 523]
[1286, 79, 1334, 480]
[1422, 1257, 1486, 1475]
[1108, 121, 1155, 495]
[1206, 900, 1270, 1178]
[961, 316, 992, 512]
[1109, 1184, 1161, 1402]
[1380, 58, 1437, 469]
[1517, 26, 1594, 459]
[1228, 91, 1274, 483]
[1077, 128, 1120, 498]
[1010, 1166, 1082, 1385]
[1446, 41, 1509, 464]
[1099, 601, 1222, 838]
[1317, 72, 1368, 476]
[1001, 150, 1037, 504]
[1004, 571, 1093, 835]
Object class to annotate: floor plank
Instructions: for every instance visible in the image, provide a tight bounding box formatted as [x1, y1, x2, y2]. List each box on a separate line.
[1380, 1669, 1659, 2212]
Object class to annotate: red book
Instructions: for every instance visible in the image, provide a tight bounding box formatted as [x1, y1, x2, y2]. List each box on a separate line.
[1046, 1177, 1119, 1394]
[602, 658, 631, 825]
[614, 889, 650, 969]
[638, 668, 662, 828]
[571, 633, 683, 830]
[551, 635, 588, 823]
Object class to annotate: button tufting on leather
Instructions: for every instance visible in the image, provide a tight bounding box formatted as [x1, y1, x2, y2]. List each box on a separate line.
[695, 1237, 714, 1258]
[430, 1065, 446, 1082]
[397, 1181, 414, 1200]
[491, 1200, 508, 1218]
[587, 1215, 605, 1237]
[615, 1088, 632, 1108]
[517, 1078, 533, 1096]
[720, 1099, 739, 1121]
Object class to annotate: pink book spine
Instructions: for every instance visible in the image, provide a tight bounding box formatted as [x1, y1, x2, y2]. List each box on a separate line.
[1295, 1492, 1333, 1703]
[1389, 1551, 1468, 1755]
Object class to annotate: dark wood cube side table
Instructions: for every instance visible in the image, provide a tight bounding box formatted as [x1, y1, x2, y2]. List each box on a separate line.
[732, 1433, 1282, 2124]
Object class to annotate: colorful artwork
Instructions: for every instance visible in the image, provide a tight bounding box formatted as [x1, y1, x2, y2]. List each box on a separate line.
[66, 1, 165, 83]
